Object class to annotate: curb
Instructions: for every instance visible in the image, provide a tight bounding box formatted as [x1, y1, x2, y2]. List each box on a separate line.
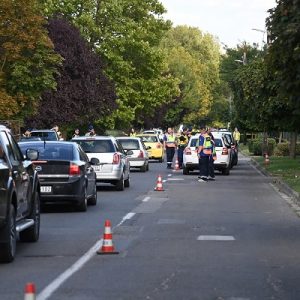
[249, 156, 300, 204]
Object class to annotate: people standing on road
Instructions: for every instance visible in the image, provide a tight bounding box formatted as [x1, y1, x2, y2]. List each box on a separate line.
[85, 125, 96, 137]
[163, 127, 177, 169]
[233, 127, 241, 147]
[207, 128, 216, 181]
[197, 127, 213, 182]
[72, 128, 80, 138]
[130, 128, 136, 137]
[22, 129, 31, 138]
[51, 124, 63, 140]
[177, 128, 189, 169]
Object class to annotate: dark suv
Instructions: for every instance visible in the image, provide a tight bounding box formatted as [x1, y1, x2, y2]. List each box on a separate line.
[0, 125, 40, 262]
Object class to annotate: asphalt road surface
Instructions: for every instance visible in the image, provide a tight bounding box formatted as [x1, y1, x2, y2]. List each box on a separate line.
[1, 155, 300, 300]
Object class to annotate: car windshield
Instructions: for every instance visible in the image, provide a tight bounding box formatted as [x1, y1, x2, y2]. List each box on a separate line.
[214, 139, 223, 147]
[118, 139, 140, 150]
[19, 143, 73, 160]
[30, 131, 57, 141]
[75, 140, 115, 153]
[139, 136, 158, 143]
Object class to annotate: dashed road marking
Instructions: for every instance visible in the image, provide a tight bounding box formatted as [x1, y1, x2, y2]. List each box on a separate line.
[142, 196, 151, 202]
[197, 235, 235, 241]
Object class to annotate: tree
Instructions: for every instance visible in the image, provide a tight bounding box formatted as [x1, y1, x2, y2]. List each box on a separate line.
[26, 18, 117, 129]
[266, 0, 300, 158]
[0, 0, 61, 119]
[40, 0, 179, 129]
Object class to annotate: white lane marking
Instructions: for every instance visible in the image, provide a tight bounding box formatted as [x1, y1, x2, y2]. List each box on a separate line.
[167, 178, 184, 181]
[142, 196, 151, 202]
[37, 211, 136, 300]
[116, 212, 136, 226]
[37, 239, 103, 300]
[197, 235, 235, 241]
[168, 174, 172, 176]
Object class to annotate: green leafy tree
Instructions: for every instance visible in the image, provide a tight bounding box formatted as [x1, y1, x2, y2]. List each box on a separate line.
[266, 0, 300, 157]
[0, 0, 61, 119]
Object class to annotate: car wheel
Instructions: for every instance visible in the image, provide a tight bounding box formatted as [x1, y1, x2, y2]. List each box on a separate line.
[77, 187, 88, 212]
[183, 166, 189, 175]
[88, 184, 97, 206]
[159, 157, 164, 163]
[0, 204, 16, 263]
[140, 164, 147, 172]
[19, 191, 40, 242]
[222, 166, 230, 175]
[146, 163, 149, 171]
[124, 175, 130, 188]
[116, 174, 125, 191]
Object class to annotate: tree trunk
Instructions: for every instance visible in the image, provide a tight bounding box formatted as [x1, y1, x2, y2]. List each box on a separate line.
[289, 131, 297, 159]
[262, 131, 268, 156]
[279, 131, 283, 143]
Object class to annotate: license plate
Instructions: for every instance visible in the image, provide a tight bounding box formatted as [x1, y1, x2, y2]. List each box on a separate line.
[40, 186, 52, 193]
[93, 165, 102, 171]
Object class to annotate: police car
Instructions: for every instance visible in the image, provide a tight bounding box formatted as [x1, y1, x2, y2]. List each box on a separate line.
[182, 132, 232, 175]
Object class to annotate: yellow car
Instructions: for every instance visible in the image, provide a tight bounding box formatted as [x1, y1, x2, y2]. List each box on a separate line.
[136, 134, 164, 162]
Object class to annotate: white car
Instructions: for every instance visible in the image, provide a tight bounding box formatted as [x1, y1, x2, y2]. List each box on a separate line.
[72, 136, 131, 191]
[116, 137, 149, 172]
[182, 133, 232, 175]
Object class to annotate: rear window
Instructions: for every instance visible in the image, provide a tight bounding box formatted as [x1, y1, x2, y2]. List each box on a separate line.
[30, 131, 58, 141]
[214, 139, 223, 147]
[139, 136, 158, 143]
[190, 138, 199, 147]
[118, 139, 140, 150]
[19, 143, 73, 160]
[74, 140, 115, 153]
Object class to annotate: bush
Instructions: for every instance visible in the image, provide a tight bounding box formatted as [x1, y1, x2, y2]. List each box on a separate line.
[248, 138, 276, 156]
[274, 143, 300, 156]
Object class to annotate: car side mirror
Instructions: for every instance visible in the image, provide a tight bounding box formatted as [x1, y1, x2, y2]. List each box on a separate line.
[26, 149, 39, 161]
[90, 157, 100, 165]
[126, 150, 134, 155]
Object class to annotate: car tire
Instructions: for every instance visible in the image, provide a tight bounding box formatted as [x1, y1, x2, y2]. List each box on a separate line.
[146, 163, 149, 171]
[140, 164, 147, 172]
[88, 184, 97, 206]
[0, 204, 16, 263]
[77, 187, 88, 212]
[222, 167, 230, 175]
[19, 191, 40, 242]
[159, 157, 164, 163]
[124, 175, 130, 188]
[183, 166, 189, 175]
[116, 174, 125, 191]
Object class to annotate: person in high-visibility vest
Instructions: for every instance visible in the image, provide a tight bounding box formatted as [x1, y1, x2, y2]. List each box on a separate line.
[163, 127, 177, 169]
[233, 127, 240, 147]
[197, 127, 213, 182]
[207, 128, 216, 181]
[177, 128, 189, 168]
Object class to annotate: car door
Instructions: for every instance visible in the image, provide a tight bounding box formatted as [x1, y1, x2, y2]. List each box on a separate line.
[1, 132, 30, 218]
[115, 140, 129, 179]
[78, 146, 95, 196]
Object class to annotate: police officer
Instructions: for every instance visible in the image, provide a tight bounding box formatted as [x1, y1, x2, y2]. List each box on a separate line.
[163, 127, 177, 169]
[197, 127, 213, 182]
[207, 127, 216, 181]
[177, 128, 189, 169]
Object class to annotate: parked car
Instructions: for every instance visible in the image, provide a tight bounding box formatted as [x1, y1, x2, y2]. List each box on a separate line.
[218, 130, 238, 167]
[29, 129, 60, 141]
[136, 134, 164, 162]
[116, 137, 149, 172]
[0, 125, 40, 263]
[72, 136, 131, 191]
[182, 132, 232, 175]
[143, 129, 164, 141]
[18, 141, 98, 211]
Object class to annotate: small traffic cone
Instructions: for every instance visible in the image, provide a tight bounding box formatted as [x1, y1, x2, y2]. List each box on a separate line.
[174, 158, 180, 171]
[264, 153, 270, 166]
[24, 283, 36, 300]
[154, 174, 164, 191]
[97, 220, 119, 255]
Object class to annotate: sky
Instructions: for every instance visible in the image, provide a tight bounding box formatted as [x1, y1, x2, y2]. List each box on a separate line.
[159, 0, 277, 48]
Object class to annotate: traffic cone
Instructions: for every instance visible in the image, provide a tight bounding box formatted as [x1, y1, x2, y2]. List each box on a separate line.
[24, 283, 36, 300]
[174, 158, 180, 171]
[97, 220, 119, 255]
[154, 174, 164, 191]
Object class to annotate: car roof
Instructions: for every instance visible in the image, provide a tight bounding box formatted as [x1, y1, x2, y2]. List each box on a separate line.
[18, 141, 75, 146]
[116, 136, 140, 140]
[72, 136, 114, 140]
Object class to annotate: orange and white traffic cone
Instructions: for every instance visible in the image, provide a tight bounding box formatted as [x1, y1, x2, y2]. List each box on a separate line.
[24, 283, 36, 300]
[174, 158, 180, 171]
[97, 220, 119, 255]
[154, 174, 164, 191]
[264, 153, 270, 165]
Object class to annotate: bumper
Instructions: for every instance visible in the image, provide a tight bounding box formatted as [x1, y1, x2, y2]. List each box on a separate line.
[129, 158, 147, 168]
[94, 164, 123, 182]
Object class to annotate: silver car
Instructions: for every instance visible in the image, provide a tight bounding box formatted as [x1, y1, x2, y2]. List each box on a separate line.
[116, 137, 149, 172]
[72, 136, 131, 191]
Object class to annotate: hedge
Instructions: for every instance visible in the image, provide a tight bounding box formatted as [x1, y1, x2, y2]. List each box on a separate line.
[248, 138, 276, 156]
[273, 143, 300, 156]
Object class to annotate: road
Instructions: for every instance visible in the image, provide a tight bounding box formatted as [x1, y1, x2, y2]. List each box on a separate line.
[1, 155, 300, 299]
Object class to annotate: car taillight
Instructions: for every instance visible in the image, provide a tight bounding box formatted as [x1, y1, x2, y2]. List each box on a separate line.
[156, 143, 161, 149]
[222, 147, 228, 155]
[138, 150, 144, 158]
[113, 153, 120, 164]
[184, 147, 192, 155]
[69, 163, 80, 175]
